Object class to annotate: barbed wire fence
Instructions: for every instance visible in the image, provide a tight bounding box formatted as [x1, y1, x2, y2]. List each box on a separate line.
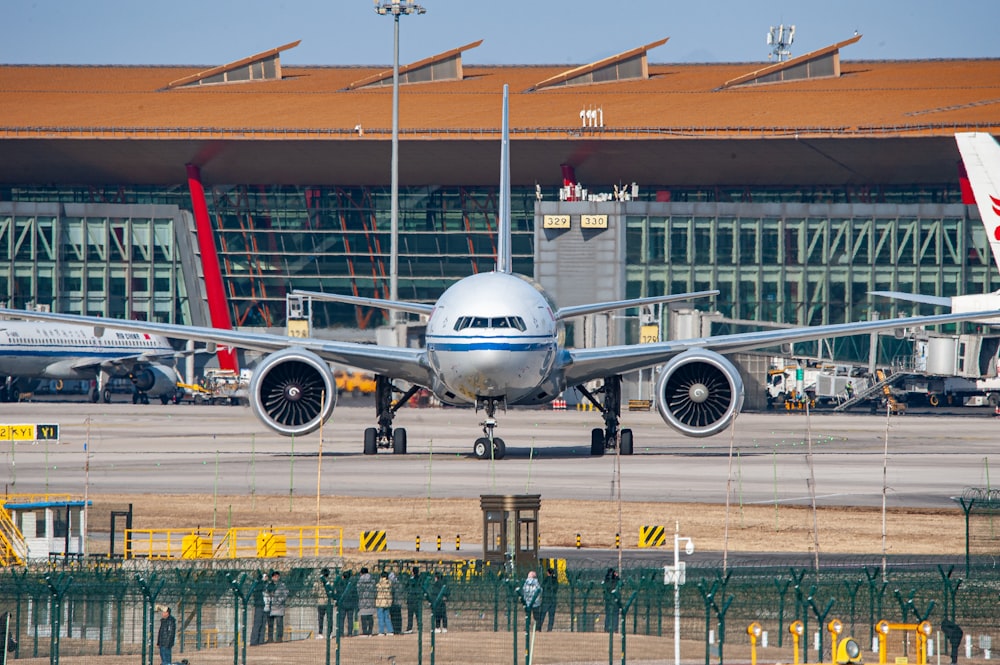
[2, 556, 998, 665]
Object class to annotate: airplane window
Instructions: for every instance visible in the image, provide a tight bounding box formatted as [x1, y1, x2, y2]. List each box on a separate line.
[511, 317, 526, 331]
[491, 317, 509, 329]
[471, 317, 489, 328]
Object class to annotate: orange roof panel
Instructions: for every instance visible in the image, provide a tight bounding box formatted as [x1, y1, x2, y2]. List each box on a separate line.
[1, 59, 997, 139]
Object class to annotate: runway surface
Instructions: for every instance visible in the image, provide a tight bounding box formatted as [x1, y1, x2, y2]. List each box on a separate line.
[1, 400, 993, 508]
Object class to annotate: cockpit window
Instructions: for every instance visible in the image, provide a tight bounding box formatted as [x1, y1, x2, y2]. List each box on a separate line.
[453, 316, 526, 332]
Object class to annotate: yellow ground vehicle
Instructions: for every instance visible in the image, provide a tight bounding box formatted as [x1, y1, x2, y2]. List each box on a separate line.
[335, 370, 376, 397]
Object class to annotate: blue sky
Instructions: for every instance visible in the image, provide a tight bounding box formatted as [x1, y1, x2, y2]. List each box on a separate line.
[4, 0, 996, 67]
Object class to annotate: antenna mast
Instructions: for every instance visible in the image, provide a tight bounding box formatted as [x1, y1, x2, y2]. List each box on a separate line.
[766, 24, 795, 61]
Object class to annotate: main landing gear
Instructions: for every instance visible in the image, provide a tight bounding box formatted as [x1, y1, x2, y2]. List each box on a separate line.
[90, 386, 112, 403]
[473, 396, 506, 460]
[363, 375, 420, 455]
[576, 375, 634, 456]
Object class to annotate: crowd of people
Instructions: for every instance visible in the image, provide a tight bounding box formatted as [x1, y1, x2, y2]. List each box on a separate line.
[324, 566, 452, 637]
[221, 564, 590, 648]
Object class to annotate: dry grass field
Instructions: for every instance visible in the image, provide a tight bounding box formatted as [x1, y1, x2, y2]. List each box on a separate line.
[87, 492, 963, 557]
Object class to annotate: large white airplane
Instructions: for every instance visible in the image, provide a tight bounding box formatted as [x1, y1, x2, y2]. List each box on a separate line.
[871, 132, 1000, 318]
[0, 319, 181, 404]
[3, 90, 1000, 458]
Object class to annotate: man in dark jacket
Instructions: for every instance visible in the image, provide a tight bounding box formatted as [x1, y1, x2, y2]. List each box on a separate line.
[336, 571, 358, 637]
[540, 567, 558, 631]
[249, 572, 268, 646]
[156, 606, 176, 665]
[404, 567, 422, 633]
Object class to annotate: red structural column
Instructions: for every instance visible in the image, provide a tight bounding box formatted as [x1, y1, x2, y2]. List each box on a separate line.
[185, 163, 239, 372]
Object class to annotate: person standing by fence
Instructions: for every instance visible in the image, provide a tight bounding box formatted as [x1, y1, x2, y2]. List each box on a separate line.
[156, 607, 175, 665]
[520, 570, 542, 629]
[430, 573, 449, 633]
[249, 572, 268, 646]
[266, 571, 289, 643]
[356, 567, 376, 636]
[540, 567, 558, 631]
[375, 571, 395, 635]
[404, 566, 422, 633]
[336, 571, 358, 638]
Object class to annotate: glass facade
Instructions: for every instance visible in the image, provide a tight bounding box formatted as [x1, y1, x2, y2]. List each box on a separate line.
[624, 206, 990, 326]
[0, 203, 191, 324]
[2, 182, 982, 346]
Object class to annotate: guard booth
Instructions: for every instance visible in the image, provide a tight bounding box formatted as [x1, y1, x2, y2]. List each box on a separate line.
[481, 494, 540, 574]
[4, 496, 91, 561]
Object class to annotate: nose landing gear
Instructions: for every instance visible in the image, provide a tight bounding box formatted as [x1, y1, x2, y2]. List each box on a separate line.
[473, 396, 506, 460]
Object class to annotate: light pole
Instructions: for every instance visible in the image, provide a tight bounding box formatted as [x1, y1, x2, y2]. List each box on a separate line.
[374, 0, 425, 339]
[664, 522, 694, 665]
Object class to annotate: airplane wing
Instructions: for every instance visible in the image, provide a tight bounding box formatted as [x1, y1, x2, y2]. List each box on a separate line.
[290, 289, 435, 315]
[869, 291, 951, 307]
[555, 290, 719, 320]
[0, 308, 434, 387]
[561, 309, 1000, 386]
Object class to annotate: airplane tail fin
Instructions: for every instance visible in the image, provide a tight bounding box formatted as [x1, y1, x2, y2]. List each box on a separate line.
[496, 84, 513, 274]
[956, 132, 1000, 273]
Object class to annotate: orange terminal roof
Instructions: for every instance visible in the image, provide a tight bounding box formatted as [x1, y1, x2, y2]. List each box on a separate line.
[0, 58, 997, 187]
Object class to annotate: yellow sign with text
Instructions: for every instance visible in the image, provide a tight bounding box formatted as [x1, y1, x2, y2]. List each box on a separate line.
[0, 424, 60, 441]
[542, 215, 571, 229]
[580, 214, 608, 229]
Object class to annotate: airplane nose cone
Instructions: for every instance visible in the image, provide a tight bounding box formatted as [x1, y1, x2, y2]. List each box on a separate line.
[688, 383, 709, 403]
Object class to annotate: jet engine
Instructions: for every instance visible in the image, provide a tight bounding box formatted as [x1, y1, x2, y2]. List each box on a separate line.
[129, 364, 178, 397]
[249, 348, 337, 436]
[655, 349, 744, 437]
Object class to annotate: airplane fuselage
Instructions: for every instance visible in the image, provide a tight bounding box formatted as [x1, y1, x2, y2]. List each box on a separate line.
[0, 320, 174, 379]
[424, 272, 564, 405]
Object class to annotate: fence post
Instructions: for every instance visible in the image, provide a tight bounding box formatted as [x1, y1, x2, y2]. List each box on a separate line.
[44, 572, 73, 665]
[789, 568, 807, 663]
[135, 573, 164, 665]
[806, 587, 835, 661]
[774, 577, 791, 647]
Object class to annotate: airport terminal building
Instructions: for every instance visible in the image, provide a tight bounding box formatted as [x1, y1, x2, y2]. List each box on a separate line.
[2, 39, 999, 355]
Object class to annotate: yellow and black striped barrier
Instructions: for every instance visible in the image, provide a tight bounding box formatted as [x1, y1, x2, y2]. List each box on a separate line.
[360, 530, 387, 552]
[415, 535, 421, 552]
[639, 525, 666, 548]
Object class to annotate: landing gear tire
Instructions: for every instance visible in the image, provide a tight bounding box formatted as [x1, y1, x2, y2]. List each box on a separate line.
[474, 437, 491, 460]
[363, 427, 378, 455]
[91, 387, 100, 403]
[492, 437, 506, 460]
[392, 428, 407, 454]
[590, 428, 604, 456]
[620, 428, 634, 455]
[132, 393, 140, 405]
[141, 393, 149, 405]
[160, 394, 170, 405]
[102, 388, 112, 404]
